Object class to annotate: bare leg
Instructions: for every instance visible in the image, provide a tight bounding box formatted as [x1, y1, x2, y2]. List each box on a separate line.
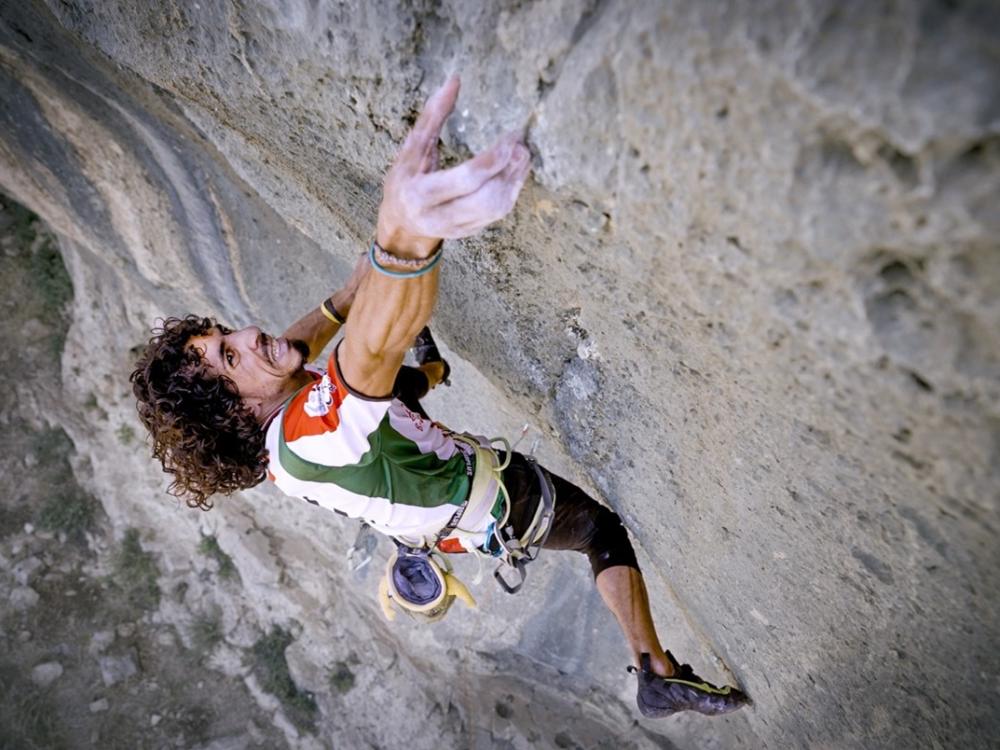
[506, 460, 691, 682]
[596, 565, 675, 677]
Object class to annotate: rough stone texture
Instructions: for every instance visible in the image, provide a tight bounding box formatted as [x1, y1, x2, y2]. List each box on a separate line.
[0, 1, 997, 748]
[30, 661, 64, 687]
[87, 629, 115, 657]
[11, 585, 41, 611]
[98, 649, 140, 687]
[12, 556, 44, 586]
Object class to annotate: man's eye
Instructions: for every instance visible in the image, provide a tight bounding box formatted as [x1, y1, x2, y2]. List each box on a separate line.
[225, 350, 235, 366]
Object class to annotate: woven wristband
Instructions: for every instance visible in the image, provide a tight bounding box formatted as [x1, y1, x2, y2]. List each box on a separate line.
[368, 239, 443, 279]
[320, 298, 347, 325]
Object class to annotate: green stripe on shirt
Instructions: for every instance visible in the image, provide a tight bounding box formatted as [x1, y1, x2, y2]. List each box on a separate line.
[277, 413, 470, 508]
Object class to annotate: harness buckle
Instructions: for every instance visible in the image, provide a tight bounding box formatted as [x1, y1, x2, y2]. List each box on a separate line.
[493, 557, 528, 594]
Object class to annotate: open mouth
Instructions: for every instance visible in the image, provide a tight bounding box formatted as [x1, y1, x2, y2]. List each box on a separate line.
[260, 332, 277, 365]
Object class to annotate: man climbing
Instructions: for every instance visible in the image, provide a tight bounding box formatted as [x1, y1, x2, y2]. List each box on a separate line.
[130, 76, 748, 719]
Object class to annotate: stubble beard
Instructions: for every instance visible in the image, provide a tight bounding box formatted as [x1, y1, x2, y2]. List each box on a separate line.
[291, 338, 310, 365]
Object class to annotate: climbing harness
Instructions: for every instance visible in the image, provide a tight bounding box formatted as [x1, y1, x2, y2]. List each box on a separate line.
[487, 452, 556, 594]
[376, 432, 557, 621]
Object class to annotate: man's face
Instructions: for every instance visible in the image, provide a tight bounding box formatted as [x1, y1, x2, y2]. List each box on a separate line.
[188, 325, 306, 407]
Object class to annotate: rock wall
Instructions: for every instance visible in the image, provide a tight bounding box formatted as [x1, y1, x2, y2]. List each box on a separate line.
[1, 1, 998, 747]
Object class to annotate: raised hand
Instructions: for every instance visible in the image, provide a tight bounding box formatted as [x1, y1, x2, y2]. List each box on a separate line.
[376, 76, 531, 258]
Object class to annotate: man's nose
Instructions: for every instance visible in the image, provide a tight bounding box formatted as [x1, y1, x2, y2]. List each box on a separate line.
[235, 326, 262, 349]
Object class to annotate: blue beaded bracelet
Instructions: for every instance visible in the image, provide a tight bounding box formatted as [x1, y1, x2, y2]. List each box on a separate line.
[368, 240, 443, 278]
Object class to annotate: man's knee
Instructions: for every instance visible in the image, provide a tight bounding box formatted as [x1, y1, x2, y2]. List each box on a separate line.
[588, 506, 639, 578]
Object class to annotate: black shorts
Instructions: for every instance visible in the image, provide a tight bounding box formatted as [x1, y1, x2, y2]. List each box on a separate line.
[500, 451, 639, 578]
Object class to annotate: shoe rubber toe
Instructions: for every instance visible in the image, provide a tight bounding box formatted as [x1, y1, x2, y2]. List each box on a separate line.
[634, 653, 749, 718]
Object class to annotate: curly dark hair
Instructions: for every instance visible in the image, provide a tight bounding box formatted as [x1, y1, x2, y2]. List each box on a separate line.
[130, 315, 268, 510]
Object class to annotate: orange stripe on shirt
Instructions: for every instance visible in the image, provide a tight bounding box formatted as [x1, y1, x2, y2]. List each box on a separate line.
[282, 372, 343, 442]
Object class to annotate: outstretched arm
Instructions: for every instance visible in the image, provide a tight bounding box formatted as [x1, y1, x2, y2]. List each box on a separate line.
[280, 251, 368, 362]
[340, 76, 530, 396]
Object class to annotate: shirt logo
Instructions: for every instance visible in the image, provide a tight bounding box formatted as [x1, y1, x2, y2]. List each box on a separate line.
[397, 402, 425, 431]
[304, 374, 333, 417]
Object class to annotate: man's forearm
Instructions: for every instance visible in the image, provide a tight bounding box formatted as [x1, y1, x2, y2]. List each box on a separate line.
[351, 234, 442, 357]
[341, 251, 440, 394]
[280, 253, 369, 361]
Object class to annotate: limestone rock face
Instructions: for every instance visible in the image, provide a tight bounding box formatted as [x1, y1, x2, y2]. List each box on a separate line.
[1, 1, 997, 747]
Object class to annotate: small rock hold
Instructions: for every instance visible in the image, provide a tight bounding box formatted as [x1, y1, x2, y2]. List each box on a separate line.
[99, 649, 140, 686]
[23, 522, 34, 534]
[116, 623, 136, 639]
[89, 630, 115, 656]
[150, 714, 162, 726]
[21, 318, 50, 338]
[18, 630, 32, 642]
[13, 557, 43, 586]
[11, 586, 40, 610]
[31, 661, 63, 687]
[89, 698, 110, 713]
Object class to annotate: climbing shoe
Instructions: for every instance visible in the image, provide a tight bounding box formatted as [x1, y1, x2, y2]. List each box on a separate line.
[412, 326, 451, 386]
[629, 651, 749, 718]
